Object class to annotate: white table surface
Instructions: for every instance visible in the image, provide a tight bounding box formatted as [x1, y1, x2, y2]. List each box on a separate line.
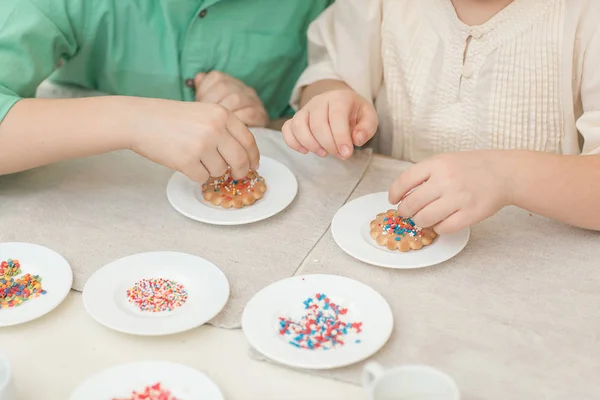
[0, 290, 363, 400]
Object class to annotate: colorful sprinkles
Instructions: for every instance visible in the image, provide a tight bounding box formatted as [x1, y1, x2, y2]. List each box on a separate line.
[379, 212, 424, 241]
[126, 278, 188, 312]
[1, 258, 21, 277]
[0, 259, 47, 310]
[278, 293, 363, 350]
[112, 382, 178, 400]
[205, 170, 264, 199]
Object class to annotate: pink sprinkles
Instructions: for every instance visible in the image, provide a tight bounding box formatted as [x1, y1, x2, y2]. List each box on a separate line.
[126, 278, 188, 312]
[278, 293, 363, 350]
[112, 382, 177, 400]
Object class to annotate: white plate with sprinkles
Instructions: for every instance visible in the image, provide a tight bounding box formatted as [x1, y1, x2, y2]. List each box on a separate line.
[332, 192, 470, 269]
[82, 252, 229, 336]
[242, 274, 393, 370]
[0, 242, 73, 327]
[70, 361, 224, 400]
[166, 156, 298, 225]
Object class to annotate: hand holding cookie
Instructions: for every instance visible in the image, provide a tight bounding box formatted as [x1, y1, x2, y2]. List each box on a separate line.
[281, 89, 378, 160]
[388, 151, 513, 234]
[130, 100, 260, 183]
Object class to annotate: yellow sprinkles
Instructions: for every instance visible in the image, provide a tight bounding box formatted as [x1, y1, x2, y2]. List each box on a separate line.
[0, 259, 47, 310]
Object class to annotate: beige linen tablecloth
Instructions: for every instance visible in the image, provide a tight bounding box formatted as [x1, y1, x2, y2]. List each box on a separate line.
[0, 128, 372, 328]
[253, 156, 600, 400]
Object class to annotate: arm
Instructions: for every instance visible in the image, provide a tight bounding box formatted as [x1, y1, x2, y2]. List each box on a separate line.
[289, 0, 383, 110]
[390, 149, 600, 234]
[1, 97, 148, 175]
[506, 152, 600, 230]
[0, 0, 89, 174]
[512, 19, 600, 230]
[518, 12, 600, 229]
[0, 1, 259, 180]
[281, 0, 382, 158]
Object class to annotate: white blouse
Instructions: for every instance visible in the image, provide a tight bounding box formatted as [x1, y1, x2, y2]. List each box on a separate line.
[291, 0, 600, 162]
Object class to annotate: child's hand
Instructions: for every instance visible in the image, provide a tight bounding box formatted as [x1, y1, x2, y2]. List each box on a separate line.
[194, 72, 269, 128]
[281, 89, 378, 159]
[131, 100, 260, 183]
[388, 151, 513, 234]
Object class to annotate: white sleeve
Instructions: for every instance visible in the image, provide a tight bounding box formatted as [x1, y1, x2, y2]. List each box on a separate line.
[289, 0, 383, 110]
[576, 20, 600, 155]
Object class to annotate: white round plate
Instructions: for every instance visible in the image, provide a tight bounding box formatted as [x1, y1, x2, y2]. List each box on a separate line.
[242, 274, 393, 370]
[331, 192, 470, 269]
[166, 156, 298, 225]
[70, 361, 223, 400]
[82, 252, 229, 336]
[0, 242, 73, 327]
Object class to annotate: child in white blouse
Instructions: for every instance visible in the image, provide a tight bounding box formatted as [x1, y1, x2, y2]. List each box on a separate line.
[282, 0, 600, 233]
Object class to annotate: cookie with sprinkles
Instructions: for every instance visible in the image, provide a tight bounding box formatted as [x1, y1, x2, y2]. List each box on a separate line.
[370, 209, 437, 251]
[201, 168, 267, 209]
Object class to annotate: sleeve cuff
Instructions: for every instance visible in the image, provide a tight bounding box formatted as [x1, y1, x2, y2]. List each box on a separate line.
[289, 62, 341, 111]
[582, 144, 600, 155]
[576, 110, 600, 154]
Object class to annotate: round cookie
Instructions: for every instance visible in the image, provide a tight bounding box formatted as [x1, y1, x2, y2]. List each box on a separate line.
[201, 170, 267, 209]
[370, 209, 437, 252]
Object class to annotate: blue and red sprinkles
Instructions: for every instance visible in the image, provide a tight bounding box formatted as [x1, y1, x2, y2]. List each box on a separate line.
[112, 382, 177, 400]
[380, 213, 423, 241]
[126, 278, 188, 313]
[278, 293, 363, 350]
[0, 259, 47, 310]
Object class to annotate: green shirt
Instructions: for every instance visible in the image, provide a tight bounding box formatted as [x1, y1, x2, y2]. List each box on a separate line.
[0, 0, 332, 122]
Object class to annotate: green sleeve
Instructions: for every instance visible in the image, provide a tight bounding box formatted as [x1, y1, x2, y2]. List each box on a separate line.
[0, 0, 81, 122]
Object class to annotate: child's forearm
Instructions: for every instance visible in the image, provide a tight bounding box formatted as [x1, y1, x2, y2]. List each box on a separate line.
[300, 79, 352, 108]
[506, 151, 600, 230]
[0, 97, 142, 175]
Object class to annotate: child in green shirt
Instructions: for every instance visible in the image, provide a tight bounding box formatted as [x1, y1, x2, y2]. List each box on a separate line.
[0, 0, 331, 181]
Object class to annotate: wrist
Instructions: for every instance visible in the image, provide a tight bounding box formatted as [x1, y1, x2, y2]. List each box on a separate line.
[90, 96, 143, 151]
[300, 79, 352, 108]
[489, 150, 522, 206]
[494, 150, 547, 207]
[110, 96, 173, 152]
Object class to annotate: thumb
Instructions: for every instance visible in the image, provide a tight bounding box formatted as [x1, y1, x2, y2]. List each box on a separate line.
[194, 72, 207, 89]
[351, 102, 378, 147]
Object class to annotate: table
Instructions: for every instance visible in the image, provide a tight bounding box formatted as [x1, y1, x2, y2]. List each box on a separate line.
[0, 144, 371, 400]
[0, 290, 362, 399]
[3, 150, 600, 400]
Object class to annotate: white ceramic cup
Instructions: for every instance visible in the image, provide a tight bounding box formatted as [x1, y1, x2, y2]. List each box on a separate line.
[363, 362, 459, 400]
[0, 355, 15, 400]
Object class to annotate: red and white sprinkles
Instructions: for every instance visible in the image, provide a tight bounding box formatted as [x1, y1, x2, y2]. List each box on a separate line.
[126, 278, 188, 313]
[278, 293, 363, 350]
[112, 382, 177, 400]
